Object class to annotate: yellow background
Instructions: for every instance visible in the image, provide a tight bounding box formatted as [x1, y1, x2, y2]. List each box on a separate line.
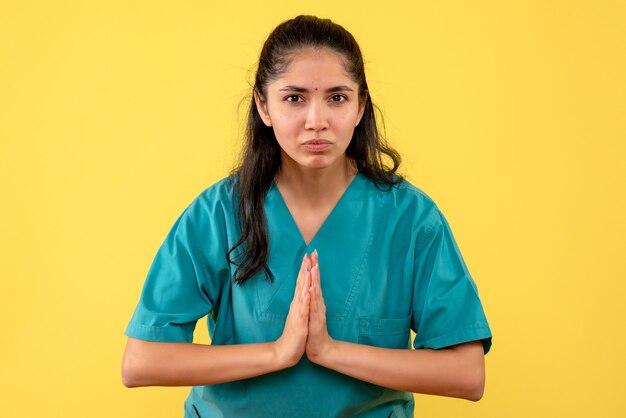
[1, 1, 625, 417]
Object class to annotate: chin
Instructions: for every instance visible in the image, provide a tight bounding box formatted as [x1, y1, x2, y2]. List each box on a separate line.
[301, 156, 335, 170]
[282, 150, 344, 171]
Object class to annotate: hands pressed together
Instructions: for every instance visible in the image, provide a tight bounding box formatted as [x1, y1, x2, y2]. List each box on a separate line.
[274, 250, 334, 367]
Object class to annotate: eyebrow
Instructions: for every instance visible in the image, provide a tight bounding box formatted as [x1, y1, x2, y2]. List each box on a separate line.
[277, 85, 354, 93]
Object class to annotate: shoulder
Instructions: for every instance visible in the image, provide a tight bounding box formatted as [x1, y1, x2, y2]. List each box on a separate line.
[193, 175, 237, 204]
[364, 175, 452, 246]
[179, 175, 239, 228]
[390, 177, 437, 205]
[368, 175, 442, 219]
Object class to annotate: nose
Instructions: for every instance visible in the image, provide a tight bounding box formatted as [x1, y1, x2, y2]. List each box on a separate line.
[304, 101, 329, 132]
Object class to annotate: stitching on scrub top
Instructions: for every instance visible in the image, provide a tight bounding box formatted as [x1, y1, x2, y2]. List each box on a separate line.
[415, 212, 437, 253]
[341, 187, 387, 317]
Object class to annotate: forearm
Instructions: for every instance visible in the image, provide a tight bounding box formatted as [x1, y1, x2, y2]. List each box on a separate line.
[310, 340, 485, 401]
[122, 337, 289, 387]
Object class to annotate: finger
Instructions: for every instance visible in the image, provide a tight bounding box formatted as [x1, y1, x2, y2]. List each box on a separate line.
[310, 261, 319, 295]
[301, 275, 311, 323]
[313, 264, 326, 316]
[301, 291, 310, 316]
[309, 265, 320, 317]
[314, 265, 322, 313]
[291, 268, 309, 320]
[295, 253, 309, 295]
[309, 262, 316, 290]
[301, 268, 312, 301]
[300, 273, 310, 318]
[311, 250, 320, 291]
[302, 257, 312, 294]
[308, 290, 316, 323]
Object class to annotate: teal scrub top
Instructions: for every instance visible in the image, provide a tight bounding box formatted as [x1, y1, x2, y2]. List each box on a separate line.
[125, 173, 492, 418]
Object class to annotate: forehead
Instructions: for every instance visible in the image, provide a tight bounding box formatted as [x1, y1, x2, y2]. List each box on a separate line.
[269, 48, 355, 89]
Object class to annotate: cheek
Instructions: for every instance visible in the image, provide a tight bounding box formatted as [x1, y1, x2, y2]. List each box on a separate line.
[333, 106, 360, 124]
[333, 112, 359, 134]
[273, 112, 303, 134]
[273, 120, 298, 138]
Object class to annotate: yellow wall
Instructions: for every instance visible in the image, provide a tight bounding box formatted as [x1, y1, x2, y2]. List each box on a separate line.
[1, 1, 625, 417]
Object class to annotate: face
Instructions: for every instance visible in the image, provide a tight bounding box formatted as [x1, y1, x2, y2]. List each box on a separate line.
[254, 48, 365, 172]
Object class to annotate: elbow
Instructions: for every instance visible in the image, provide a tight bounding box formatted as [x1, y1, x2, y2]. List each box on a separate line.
[122, 359, 153, 388]
[121, 355, 142, 388]
[442, 341, 486, 401]
[121, 374, 137, 388]
[464, 382, 484, 402]
[462, 365, 485, 402]
[122, 370, 139, 388]
[121, 343, 151, 388]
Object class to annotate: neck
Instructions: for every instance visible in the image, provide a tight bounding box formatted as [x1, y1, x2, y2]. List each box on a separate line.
[275, 153, 357, 207]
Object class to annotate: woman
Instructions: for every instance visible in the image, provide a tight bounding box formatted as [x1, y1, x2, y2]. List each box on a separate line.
[122, 15, 492, 417]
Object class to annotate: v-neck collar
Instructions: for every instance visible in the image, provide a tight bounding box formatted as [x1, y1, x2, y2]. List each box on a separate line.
[268, 172, 364, 249]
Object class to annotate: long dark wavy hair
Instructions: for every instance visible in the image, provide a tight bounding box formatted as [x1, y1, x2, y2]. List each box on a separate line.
[227, 15, 403, 285]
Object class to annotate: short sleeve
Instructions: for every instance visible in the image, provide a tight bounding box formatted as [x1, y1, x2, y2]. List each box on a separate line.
[124, 198, 221, 343]
[411, 208, 492, 354]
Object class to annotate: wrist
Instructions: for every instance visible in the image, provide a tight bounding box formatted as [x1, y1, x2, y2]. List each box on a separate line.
[271, 340, 300, 369]
[308, 337, 337, 367]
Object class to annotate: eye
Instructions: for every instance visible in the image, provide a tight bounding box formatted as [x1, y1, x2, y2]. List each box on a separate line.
[330, 94, 347, 102]
[285, 95, 303, 103]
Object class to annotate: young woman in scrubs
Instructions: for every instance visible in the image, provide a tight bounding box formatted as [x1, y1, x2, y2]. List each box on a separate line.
[122, 15, 492, 417]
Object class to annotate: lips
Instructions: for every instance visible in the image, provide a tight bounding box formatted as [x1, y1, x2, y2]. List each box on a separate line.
[303, 139, 331, 145]
[302, 139, 332, 152]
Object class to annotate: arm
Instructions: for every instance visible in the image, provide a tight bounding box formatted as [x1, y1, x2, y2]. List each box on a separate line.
[122, 254, 313, 388]
[310, 340, 485, 401]
[122, 338, 287, 387]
